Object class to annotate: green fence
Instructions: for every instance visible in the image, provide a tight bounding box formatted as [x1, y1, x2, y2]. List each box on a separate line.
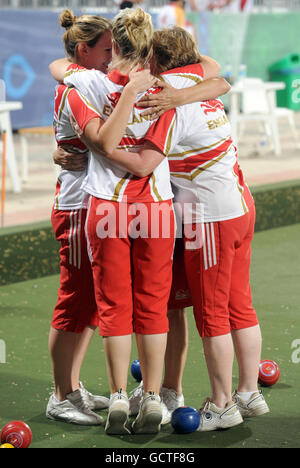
[188, 11, 300, 109]
[0, 221, 59, 287]
[189, 11, 300, 83]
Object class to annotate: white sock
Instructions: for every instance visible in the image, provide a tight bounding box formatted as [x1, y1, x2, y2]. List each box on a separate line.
[237, 391, 257, 401]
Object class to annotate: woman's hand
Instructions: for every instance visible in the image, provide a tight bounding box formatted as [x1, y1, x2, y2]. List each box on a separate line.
[127, 68, 157, 95]
[137, 80, 177, 119]
[53, 145, 88, 171]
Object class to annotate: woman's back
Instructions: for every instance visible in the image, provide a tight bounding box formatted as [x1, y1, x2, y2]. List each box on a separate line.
[64, 65, 173, 203]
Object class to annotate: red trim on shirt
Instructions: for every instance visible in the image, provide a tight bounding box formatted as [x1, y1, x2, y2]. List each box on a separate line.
[107, 69, 130, 86]
[168, 138, 234, 173]
[161, 63, 204, 79]
[123, 175, 153, 202]
[120, 136, 146, 147]
[67, 88, 100, 132]
[144, 109, 176, 154]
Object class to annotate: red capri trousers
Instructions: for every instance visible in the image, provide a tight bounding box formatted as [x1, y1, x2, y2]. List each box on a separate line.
[169, 204, 258, 337]
[51, 208, 98, 333]
[85, 197, 176, 337]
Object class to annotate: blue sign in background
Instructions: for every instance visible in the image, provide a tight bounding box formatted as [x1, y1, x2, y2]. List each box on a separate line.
[0, 10, 115, 129]
[0, 10, 66, 128]
[0, 9, 210, 129]
[0, 9, 161, 129]
[1, 9, 299, 129]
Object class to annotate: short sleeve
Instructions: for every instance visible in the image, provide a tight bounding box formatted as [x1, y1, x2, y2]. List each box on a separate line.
[67, 88, 102, 132]
[144, 108, 185, 156]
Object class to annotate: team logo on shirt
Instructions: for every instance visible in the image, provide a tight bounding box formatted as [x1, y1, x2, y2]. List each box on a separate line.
[201, 100, 224, 115]
[106, 92, 121, 108]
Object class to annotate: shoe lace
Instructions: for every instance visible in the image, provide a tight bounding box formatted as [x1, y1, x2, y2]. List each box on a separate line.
[148, 391, 156, 401]
[200, 398, 212, 413]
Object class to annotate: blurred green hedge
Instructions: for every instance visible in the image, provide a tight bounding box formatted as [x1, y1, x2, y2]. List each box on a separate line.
[1, 180, 300, 286]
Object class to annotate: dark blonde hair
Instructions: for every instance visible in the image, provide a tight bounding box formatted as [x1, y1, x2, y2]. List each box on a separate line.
[60, 9, 112, 60]
[112, 7, 153, 69]
[152, 27, 202, 75]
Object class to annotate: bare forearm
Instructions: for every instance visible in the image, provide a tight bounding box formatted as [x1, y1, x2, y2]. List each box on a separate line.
[49, 58, 72, 82]
[138, 77, 230, 119]
[105, 149, 147, 176]
[92, 145, 164, 178]
[175, 78, 231, 106]
[95, 85, 139, 154]
[200, 55, 222, 79]
[84, 70, 156, 155]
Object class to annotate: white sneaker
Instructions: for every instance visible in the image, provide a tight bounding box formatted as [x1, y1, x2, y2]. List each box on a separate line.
[46, 391, 103, 426]
[132, 392, 162, 434]
[232, 390, 270, 418]
[161, 401, 172, 425]
[105, 389, 131, 435]
[129, 381, 171, 425]
[129, 381, 144, 416]
[197, 398, 243, 432]
[160, 387, 185, 413]
[79, 382, 109, 410]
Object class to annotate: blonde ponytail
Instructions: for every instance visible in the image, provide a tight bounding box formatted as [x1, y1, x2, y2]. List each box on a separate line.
[112, 7, 153, 69]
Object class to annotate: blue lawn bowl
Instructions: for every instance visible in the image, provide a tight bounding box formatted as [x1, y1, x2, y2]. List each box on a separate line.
[131, 359, 142, 382]
[171, 406, 200, 434]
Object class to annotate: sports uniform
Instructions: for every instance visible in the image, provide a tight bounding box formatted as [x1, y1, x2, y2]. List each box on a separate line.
[63, 66, 175, 337]
[145, 63, 258, 338]
[51, 70, 98, 333]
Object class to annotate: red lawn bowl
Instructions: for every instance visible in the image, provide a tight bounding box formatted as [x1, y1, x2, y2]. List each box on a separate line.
[258, 360, 280, 387]
[0, 421, 32, 449]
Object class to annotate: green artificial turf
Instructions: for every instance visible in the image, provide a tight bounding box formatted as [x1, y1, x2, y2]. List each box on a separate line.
[0, 224, 299, 449]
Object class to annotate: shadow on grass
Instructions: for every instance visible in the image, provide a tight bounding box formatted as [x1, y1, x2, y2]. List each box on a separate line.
[1, 372, 298, 449]
[120, 422, 253, 449]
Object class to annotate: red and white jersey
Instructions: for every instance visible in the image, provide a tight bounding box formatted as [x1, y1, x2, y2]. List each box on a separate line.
[145, 64, 254, 223]
[53, 76, 92, 210]
[64, 65, 173, 203]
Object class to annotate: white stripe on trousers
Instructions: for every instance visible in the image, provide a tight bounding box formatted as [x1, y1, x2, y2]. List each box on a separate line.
[202, 222, 217, 271]
[85, 196, 93, 264]
[68, 210, 82, 269]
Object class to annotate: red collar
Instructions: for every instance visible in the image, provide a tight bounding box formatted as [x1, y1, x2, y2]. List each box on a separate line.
[107, 69, 129, 86]
[161, 63, 203, 77]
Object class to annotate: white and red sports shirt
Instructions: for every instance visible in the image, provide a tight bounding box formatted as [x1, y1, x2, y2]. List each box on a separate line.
[63, 65, 173, 203]
[53, 76, 91, 211]
[145, 63, 254, 223]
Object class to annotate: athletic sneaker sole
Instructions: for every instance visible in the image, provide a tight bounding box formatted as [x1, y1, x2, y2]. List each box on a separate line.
[105, 409, 131, 435]
[46, 412, 103, 426]
[132, 411, 162, 434]
[239, 405, 270, 418]
[198, 411, 244, 432]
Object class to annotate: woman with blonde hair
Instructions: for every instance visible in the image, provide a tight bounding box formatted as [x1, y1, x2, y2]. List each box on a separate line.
[51, 7, 173, 435]
[51, 6, 231, 433]
[77, 26, 268, 432]
[47, 8, 155, 427]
